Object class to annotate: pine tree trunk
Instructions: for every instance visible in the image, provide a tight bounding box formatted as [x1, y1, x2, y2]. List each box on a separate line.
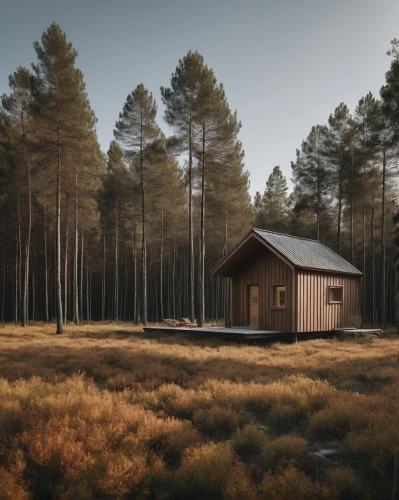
[123, 250, 127, 320]
[133, 216, 137, 325]
[372, 193, 375, 328]
[21, 133, 32, 327]
[316, 137, 321, 241]
[102, 216, 106, 321]
[80, 231, 84, 321]
[16, 182, 22, 323]
[86, 251, 89, 322]
[381, 146, 386, 329]
[15, 237, 18, 323]
[44, 202, 49, 324]
[350, 152, 354, 264]
[362, 169, 366, 324]
[1, 249, 5, 323]
[188, 109, 195, 323]
[74, 172, 80, 325]
[55, 124, 63, 334]
[115, 200, 119, 321]
[337, 169, 342, 256]
[140, 114, 147, 326]
[160, 198, 164, 321]
[64, 194, 69, 324]
[172, 238, 176, 319]
[199, 123, 206, 326]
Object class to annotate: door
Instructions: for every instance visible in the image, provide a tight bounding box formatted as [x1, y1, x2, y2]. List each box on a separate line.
[249, 286, 260, 326]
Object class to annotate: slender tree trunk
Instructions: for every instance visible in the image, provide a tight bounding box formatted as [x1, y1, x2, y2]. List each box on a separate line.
[160, 198, 164, 321]
[102, 216, 105, 321]
[362, 167, 366, 324]
[199, 122, 206, 326]
[123, 250, 127, 321]
[172, 237, 176, 319]
[372, 192, 375, 328]
[1, 250, 5, 323]
[64, 194, 69, 324]
[350, 150, 354, 264]
[86, 249, 89, 322]
[188, 107, 195, 323]
[32, 264, 35, 321]
[140, 113, 147, 325]
[133, 216, 137, 325]
[56, 124, 63, 334]
[44, 202, 49, 323]
[337, 168, 342, 256]
[21, 130, 32, 327]
[115, 200, 119, 321]
[361, 115, 367, 324]
[381, 146, 386, 329]
[17, 182, 22, 323]
[224, 206, 231, 327]
[316, 132, 321, 241]
[15, 236, 18, 323]
[80, 231, 84, 321]
[74, 172, 80, 325]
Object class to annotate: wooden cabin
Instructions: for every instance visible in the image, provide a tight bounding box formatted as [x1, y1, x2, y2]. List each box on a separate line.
[212, 228, 362, 333]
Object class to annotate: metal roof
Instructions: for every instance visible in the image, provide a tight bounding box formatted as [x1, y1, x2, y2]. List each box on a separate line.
[212, 228, 362, 276]
[253, 229, 362, 275]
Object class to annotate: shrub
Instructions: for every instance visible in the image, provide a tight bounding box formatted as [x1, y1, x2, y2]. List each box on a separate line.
[173, 442, 256, 499]
[343, 413, 399, 480]
[193, 406, 239, 438]
[0, 466, 29, 500]
[308, 393, 373, 440]
[268, 403, 309, 432]
[258, 464, 329, 499]
[259, 435, 307, 471]
[231, 425, 268, 461]
[329, 467, 364, 499]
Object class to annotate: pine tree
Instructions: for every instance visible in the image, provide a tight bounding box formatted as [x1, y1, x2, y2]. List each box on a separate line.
[32, 23, 100, 333]
[325, 103, 352, 254]
[114, 84, 159, 325]
[292, 125, 331, 240]
[1, 67, 34, 326]
[161, 51, 205, 323]
[195, 68, 243, 326]
[353, 93, 380, 319]
[257, 166, 291, 233]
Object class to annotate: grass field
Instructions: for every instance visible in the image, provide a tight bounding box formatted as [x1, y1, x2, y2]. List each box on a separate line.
[1, 323, 399, 499]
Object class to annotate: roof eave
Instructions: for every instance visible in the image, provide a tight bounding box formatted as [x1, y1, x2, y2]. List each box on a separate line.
[296, 265, 363, 277]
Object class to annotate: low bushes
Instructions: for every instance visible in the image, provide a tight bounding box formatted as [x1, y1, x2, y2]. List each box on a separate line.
[1, 325, 399, 498]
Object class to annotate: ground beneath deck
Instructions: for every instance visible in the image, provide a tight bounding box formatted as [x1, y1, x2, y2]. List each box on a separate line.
[143, 325, 290, 341]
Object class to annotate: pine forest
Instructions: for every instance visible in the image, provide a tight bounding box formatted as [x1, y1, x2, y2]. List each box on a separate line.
[1, 24, 399, 332]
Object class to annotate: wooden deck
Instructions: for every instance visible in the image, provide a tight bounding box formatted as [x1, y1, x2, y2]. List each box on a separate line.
[143, 325, 290, 342]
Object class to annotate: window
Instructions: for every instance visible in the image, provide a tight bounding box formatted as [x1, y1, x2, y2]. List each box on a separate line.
[273, 285, 286, 308]
[328, 286, 343, 303]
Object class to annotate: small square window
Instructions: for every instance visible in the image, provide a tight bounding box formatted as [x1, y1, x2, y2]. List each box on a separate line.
[329, 286, 343, 303]
[273, 285, 286, 308]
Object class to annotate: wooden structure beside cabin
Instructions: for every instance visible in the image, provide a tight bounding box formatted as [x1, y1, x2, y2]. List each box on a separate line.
[212, 229, 362, 334]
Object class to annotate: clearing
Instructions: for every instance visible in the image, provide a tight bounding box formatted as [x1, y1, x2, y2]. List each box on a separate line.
[0, 323, 398, 499]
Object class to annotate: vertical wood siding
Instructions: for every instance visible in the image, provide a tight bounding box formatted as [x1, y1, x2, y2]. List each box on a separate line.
[230, 247, 361, 333]
[296, 271, 361, 332]
[231, 248, 294, 331]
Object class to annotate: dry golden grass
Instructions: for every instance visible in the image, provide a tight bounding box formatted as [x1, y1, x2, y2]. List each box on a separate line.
[0, 322, 398, 498]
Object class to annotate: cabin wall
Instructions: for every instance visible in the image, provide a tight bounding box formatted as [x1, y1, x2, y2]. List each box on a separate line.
[231, 248, 294, 332]
[296, 271, 361, 332]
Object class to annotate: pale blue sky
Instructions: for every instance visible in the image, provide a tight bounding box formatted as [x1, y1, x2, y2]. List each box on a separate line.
[1, 0, 398, 197]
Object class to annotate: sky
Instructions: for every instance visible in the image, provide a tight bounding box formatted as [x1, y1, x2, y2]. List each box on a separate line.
[1, 0, 399, 198]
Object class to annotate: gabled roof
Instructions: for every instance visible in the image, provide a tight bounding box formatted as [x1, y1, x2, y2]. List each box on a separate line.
[212, 228, 362, 277]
